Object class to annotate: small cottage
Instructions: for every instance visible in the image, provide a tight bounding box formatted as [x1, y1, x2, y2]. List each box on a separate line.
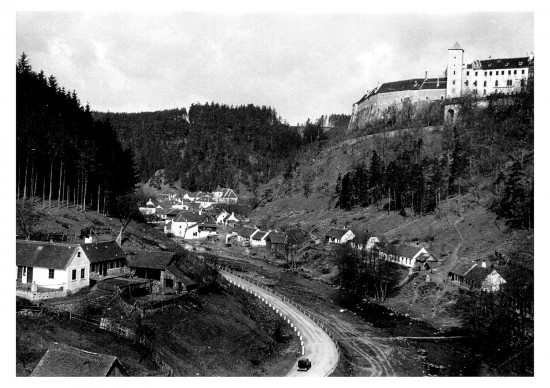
[379, 245, 437, 269]
[265, 232, 288, 252]
[30, 343, 128, 377]
[325, 228, 356, 244]
[236, 227, 260, 246]
[164, 265, 197, 294]
[251, 230, 270, 247]
[16, 241, 90, 292]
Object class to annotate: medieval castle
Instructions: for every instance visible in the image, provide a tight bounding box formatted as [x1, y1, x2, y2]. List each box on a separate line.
[348, 43, 534, 130]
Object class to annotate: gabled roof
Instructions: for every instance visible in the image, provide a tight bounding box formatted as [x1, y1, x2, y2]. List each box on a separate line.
[475, 57, 530, 70]
[393, 245, 424, 259]
[252, 230, 269, 240]
[356, 77, 447, 104]
[267, 232, 287, 244]
[127, 250, 177, 270]
[325, 228, 350, 239]
[16, 241, 81, 270]
[448, 262, 476, 277]
[81, 241, 125, 264]
[165, 265, 197, 287]
[450, 42, 463, 51]
[238, 227, 259, 238]
[173, 211, 204, 223]
[221, 188, 238, 198]
[30, 343, 127, 377]
[465, 265, 489, 284]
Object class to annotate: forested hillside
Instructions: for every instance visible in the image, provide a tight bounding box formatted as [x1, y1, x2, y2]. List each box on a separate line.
[16, 54, 137, 213]
[92, 109, 190, 182]
[96, 103, 304, 194]
[335, 88, 534, 229]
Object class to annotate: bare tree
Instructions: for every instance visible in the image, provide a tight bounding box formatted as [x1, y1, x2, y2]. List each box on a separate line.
[16, 200, 43, 240]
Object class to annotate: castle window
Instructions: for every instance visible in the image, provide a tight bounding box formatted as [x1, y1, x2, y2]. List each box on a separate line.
[426, 96, 429, 100]
[453, 71, 456, 75]
[473, 80, 477, 86]
[452, 80, 455, 85]
[484, 71, 487, 76]
[495, 80, 498, 87]
[475, 71, 478, 76]
[489, 71, 492, 76]
[508, 70, 511, 75]
[483, 89, 486, 95]
[507, 79, 513, 86]
[441, 96, 444, 99]
[483, 81, 487, 87]
[466, 71, 470, 76]
[519, 61, 523, 65]
[465, 80, 469, 86]
[496, 71, 499, 75]
[514, 70, 517, 74]
[522, 69, 525, 74]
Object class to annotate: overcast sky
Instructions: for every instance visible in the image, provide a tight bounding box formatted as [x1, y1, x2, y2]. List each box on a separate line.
[16, 11, 533, 125]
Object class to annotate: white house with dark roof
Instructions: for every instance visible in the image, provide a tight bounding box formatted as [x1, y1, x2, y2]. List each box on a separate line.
[213, 186, 238, 204]
[325, 228, 355, 244]
[379, 244, 437, 269]
[250, 230, 271, 247]
[16, 241, 90, 292]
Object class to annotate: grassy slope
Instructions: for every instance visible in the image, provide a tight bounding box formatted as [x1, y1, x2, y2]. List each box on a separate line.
[249, 127, 534, 328]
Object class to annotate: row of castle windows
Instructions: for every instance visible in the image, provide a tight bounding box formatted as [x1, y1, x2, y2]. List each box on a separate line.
[465, 69, 525, 77]
[464, 79, 524, 87]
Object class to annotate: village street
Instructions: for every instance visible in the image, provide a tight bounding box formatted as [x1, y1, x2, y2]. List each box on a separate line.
[221, 271, 339, 377]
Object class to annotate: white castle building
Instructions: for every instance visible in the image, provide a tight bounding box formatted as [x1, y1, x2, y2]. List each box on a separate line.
[349, 43, 534, 129]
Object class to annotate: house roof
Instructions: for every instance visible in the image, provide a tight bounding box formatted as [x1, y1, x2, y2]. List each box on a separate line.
[467, 57, 530, 70]
[16, 241, 81, 270]
[126, 250, 177, 270]
[252, 230, 269, 240]
[30, 343, 127, 377]
[393, 245, 424, 259]
[173, 211, 204, 223]
[465, 265, 490, 284]
[448, 262, 476, 277]
[81, 241, 125, 264]
[238, 227, 259, 238]
[267, 232, 287, 244]
[165, 265, 196, 287]
[221, 188, 238, 198]
[325, 228, 350, 239]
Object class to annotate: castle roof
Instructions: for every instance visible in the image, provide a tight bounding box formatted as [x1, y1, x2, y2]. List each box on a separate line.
[450, 42, 463, 51]
[356, 77, 446, 104]
[466, 56, 530, 70]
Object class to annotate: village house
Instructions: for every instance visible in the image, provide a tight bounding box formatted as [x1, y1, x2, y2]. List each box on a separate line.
[213, 186, 238, 204]
[447, 261, 507, 291]
[81, 241, 127, 282]
[16, 241, 90, 293]
[379, 244, 438, 269]
[350, 233, 381, 251]
[164, 210, 213, 237]
[156, 208, 180, 221]
[223, 212, 240, 227]
[216, 210, 229, 224]
[250, 230, 271, 247]
[30, 343, 128, 377]
[195, 194, 216, 209]
[265, 232, 289, 252]
[126, 250, 182, 294]
[236, 226, 260, 246]
[325, 228, 356, 244]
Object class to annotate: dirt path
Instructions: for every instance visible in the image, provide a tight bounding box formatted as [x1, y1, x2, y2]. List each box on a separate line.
[222, 271, 339, 377]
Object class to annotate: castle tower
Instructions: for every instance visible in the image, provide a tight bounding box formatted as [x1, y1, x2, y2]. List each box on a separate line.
[446, 42, 464, 99]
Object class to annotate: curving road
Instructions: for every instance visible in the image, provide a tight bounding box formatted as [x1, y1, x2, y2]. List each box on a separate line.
[221, 270, 339, 377]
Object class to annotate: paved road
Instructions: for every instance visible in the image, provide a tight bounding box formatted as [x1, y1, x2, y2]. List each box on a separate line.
[221, 271, 339, 377]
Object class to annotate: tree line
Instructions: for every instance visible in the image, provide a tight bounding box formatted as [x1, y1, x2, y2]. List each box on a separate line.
[335, 85, 534, 229]
[16, 53, 137, 217]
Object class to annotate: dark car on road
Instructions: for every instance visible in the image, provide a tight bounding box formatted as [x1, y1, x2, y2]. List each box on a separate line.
[297, 358, 311, 371]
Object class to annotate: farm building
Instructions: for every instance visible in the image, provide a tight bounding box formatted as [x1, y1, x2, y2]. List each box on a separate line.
[16, 241, 90, 293]
[81, 241, 127, 281]
[30, 343, 128, 377]
[251, 230, 271, 247]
